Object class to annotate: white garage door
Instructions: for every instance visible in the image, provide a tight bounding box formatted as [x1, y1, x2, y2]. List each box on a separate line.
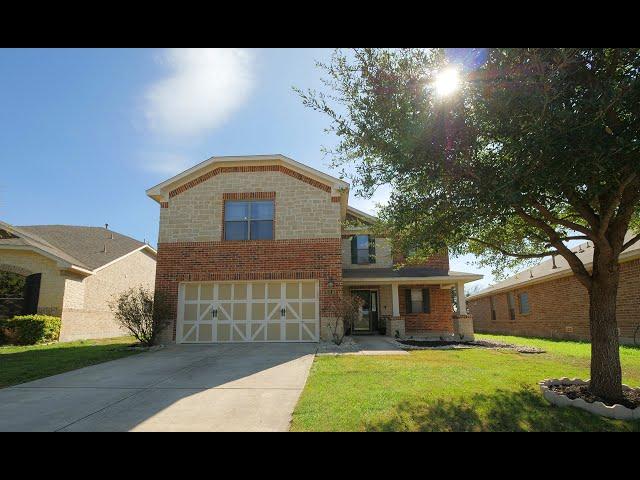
[177, 281, 319, 343]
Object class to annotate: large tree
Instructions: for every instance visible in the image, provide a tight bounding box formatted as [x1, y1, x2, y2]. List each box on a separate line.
[299, 48, 640, 402]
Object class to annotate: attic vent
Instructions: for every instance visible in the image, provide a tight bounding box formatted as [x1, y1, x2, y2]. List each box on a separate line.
[0, 229, 18, 239]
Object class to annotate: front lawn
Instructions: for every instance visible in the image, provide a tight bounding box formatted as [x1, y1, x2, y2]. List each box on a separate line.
[291, 334, 640, 432]
[0, 336, 140, 388]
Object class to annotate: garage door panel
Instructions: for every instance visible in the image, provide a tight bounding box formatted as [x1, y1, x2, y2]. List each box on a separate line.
[178, 281, 319, 343]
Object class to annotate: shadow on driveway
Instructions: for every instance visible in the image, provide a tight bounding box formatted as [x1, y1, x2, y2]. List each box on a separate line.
[0, 343, 316, 432]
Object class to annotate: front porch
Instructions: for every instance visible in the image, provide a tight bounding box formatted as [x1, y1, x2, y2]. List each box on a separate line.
[342, 270, 482, 341]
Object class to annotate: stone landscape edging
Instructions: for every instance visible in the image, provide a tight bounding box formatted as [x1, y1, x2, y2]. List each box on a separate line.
[539, 378, 640, 420]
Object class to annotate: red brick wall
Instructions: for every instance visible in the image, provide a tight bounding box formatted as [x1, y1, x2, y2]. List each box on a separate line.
[392, 252, 450, 273]
[155, 238, 343, 341]
[400, 285, 454, 334]
[468, 258, 640, 343]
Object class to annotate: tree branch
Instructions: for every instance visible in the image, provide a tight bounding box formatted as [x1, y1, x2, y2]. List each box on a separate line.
[562, 188, 602, 234]
[528, 197, 595, 239]
[469, 238, 555, 259]
[599, 172, 638, 235]
[515, 208, 592, 289]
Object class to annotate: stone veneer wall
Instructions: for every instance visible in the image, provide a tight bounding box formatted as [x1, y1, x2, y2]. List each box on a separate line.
[159, 169, 341, 243]
[0, 250, 66, 316]
[59, 249, 157, 341]
[468, 258, 640, 344]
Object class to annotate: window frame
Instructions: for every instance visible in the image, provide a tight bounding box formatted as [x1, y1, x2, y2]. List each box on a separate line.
[351, 235, 376, 265]
[223, 199, 275, 241]
[518, 292, 530, 315]
[405, 288, 431, 314]
[507, 292, 516, 321]
[490, 296, 497, 321]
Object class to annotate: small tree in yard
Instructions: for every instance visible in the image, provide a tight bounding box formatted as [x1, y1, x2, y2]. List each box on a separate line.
[110, 286, 171, 347]
[324, 294, 363, 345]
[299, 48, 640, 402]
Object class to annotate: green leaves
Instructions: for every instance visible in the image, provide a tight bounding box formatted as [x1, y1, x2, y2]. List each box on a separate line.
[300, 48, 640, 277]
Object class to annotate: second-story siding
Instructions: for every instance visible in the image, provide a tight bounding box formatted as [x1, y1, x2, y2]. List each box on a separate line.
[341, 236, 393, 269]
[159, 170, 341, 243]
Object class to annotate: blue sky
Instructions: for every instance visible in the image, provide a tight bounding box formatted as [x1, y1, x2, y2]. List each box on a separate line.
[0, 48, 492, 289]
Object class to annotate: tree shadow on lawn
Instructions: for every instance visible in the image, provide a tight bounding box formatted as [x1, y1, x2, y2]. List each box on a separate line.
[0, 341, 136, 388]
[365, 386, 640, 432]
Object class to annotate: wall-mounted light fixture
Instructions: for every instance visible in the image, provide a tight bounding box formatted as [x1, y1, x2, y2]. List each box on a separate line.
[327, 278, 335, 288]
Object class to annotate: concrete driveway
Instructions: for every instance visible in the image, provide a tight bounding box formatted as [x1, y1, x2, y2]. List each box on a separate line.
[0, 343, 316, 432]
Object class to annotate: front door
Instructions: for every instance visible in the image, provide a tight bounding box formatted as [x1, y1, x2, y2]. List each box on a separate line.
[352, 290, 379, 333]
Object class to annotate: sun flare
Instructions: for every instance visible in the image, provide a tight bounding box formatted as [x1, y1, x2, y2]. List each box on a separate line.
[433, 67, 461, 97]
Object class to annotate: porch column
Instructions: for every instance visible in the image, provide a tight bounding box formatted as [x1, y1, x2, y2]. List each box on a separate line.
[456, 282, 467, 315]
[391, 283, 400, 317]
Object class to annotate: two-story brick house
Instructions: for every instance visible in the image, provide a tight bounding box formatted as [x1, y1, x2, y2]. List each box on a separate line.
[147, 154, 482, 343]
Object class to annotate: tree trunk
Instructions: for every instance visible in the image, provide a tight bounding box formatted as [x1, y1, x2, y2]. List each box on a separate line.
[588, 248, 623, 403]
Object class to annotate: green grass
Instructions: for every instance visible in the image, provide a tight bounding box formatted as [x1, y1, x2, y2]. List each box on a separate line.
[0, 336, 140, 388]
[291, 334, 640, 432]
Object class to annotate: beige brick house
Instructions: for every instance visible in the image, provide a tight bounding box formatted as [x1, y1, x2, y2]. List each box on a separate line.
[147, 154, 482, 344]
[467, 234, 640, 344]
[0, 221, 157, 341]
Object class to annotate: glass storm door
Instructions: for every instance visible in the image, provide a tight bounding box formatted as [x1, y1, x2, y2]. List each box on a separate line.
[353, 290, 373, 332]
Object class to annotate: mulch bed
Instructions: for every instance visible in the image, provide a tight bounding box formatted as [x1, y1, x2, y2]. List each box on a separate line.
[548, 384, 640, 410]
[398, 339, 545, 354]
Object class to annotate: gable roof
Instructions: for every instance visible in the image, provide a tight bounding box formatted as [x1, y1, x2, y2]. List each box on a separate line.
[0, 221, 156, 274]
[468, 231, 640, 301]
[146, 154, 350, 203]
[346, 206, 378, 224]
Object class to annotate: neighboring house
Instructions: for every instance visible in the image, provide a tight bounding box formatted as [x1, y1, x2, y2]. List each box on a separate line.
[147, 154, 482, 344]
[0, 221, 157, 341]
[467, 233, 640, 344]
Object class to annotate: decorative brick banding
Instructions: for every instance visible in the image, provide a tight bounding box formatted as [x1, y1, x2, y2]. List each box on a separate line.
[168, 165, 332, 199]
[222, 192, 276, 200]
[160, 202, 169, 209]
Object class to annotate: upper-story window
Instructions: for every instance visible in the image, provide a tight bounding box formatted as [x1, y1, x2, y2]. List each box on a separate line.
[224, 200, 274, 241]
[351, 235, 375, 264]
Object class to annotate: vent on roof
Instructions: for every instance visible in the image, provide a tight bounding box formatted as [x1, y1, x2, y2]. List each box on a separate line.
[552, 255, 558, 269]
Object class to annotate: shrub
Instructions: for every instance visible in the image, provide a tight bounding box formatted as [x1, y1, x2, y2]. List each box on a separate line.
[109, 286, 171, 347]
[324, 295, 363, 345]
[0, 315, 61, 345]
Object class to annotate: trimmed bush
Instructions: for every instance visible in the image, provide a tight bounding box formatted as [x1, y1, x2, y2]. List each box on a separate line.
[0, 315, 61, 345]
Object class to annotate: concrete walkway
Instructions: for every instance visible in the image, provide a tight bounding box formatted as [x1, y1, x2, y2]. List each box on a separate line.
[350, 335, 409, 355]
[0, 343, 316, 432]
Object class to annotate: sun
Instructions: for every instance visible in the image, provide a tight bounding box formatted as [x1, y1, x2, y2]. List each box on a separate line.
[433, 67, 461, 97]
